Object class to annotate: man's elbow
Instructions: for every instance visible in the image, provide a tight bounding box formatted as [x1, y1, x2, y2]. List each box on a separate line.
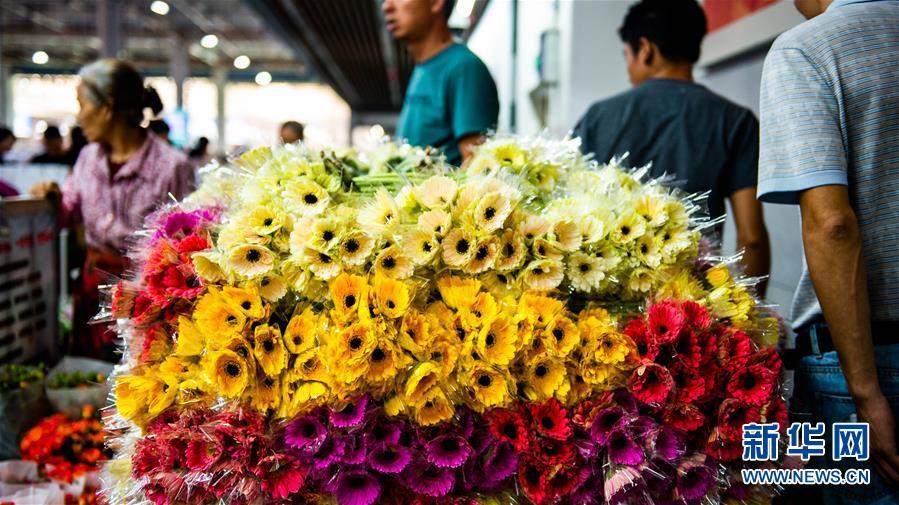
[736, 224, 770, 250]
[805, 211, 859, 243]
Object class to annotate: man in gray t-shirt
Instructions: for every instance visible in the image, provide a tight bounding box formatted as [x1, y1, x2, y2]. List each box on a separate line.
[572, 0, 770, 294]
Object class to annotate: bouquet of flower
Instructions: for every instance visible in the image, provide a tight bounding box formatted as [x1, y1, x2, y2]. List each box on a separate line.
[102, 135, 785, 504]
[19, 406, 109, 484]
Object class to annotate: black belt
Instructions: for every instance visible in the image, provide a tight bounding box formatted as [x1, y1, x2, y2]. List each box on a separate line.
[784, 321, 899, 369]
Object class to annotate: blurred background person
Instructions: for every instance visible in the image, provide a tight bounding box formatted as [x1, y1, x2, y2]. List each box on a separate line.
[149, 118, 171, 144]
[572, 0, 769, 296]
[0, 127, 14, 165]
[279, 120, 304, 144]
[188, 136, 210, 165]
[30, 125, 69, 164]
[30, 59, 195, 360]
[65, 126, 89, 167]
[383, 0, 498, 166]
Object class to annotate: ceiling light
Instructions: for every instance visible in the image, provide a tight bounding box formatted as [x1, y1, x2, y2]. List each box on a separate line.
[233, 55, 251, 69]
[32, 51, 49, 65]
[254, 71, 272, 86]
[200, 34, 219, 49]
[150, 1, 170, 15]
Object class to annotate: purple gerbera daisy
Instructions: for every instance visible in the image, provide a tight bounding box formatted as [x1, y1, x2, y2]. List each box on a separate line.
[313, 436, 346, 470]
[591, 407, 627, 446]
[159, 212, 200, 239]
[642, 458, 676, 497]
[676, 460, 715, 501]
[331, 396, 369, 428]
[648, 426, 684, 460]
[403, 462, 455, 497]
[426, 434, 473, 469]
[284, 415, 326, 452]
[335, 469, 381, 505]
[607, 427, 645, 466]
[368, 442, 412, 474]
[481, 441, 519, 486]
[365, 419, 403, 446]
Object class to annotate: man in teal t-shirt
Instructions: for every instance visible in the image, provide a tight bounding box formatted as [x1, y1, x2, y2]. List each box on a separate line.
[384, 0, 499, 166]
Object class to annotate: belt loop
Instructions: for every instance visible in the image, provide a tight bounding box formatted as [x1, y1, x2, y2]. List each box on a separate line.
[810, 324, 823, 358]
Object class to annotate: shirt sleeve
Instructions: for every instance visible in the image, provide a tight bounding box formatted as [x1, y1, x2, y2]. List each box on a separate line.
[723, 110, 760, 196]
[571, 112, 590, 154]
[757, 46, 847, 204]
[449, 58, 499, 140]
[60, 153, 85, 226]
[171, 159, 197, 200]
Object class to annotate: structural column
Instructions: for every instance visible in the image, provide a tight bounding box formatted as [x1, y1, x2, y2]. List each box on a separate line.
[97, 0, 122, 59]
[0, 64, 11, 128]
[169, 34, 190, 110]
[213, 66, 227, 156]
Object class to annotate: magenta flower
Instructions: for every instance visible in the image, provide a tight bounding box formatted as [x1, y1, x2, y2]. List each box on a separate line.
[331, 396, 369, 428]
[591, 406, 627, 446]
[677, 460, 715, 501]
[426, 434, 472, 469]
[403, 461, 455, 497]
[607, 427, 645, 466]
[335, 469, 381, 505]
[285, 415, 327, 452]
[367, 442, 412, 474]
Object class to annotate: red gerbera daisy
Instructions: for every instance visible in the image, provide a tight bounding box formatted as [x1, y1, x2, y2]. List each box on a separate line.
[518, 457, 549, 505]
[717, 398, 761, 441]
[680, 300, 712, 330]
[528, 398, 573, 441]
[705, 429, 743, 462]
[535, 438, 576, 466]
[673, 330, 703, 368]
[629, 327, 659, 364]
[176, 234, 210, 254]
[750, 347, 783, 377]
[727, 363, 776, 406]
[663, 403, 706, 432]
[161, 264, 204, 300]
[760, 397, 788, 430]
[631, 363, 674, 405]
[717, 330, 754, 372]
[571, 395, 612, 430]
[486, 408, 531, 452]
[647, 300, 686, 345]
[622, 317, 649, 341]
[545, 464, 581, 500]
[672, 363, 707, 404]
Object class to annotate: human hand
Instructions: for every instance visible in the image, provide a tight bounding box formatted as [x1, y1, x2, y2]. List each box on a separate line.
[857, 393, 899, 485]
[29, 181, 61, 200]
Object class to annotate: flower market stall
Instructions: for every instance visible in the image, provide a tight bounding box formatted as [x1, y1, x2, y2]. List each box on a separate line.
[101, 136, 786, 504]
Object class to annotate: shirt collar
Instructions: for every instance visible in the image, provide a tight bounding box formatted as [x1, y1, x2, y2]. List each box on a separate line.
[101, 134, 154, 181]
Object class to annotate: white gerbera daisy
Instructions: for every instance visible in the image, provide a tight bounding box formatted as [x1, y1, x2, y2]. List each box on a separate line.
[442, 227, 476, 268]
[610, 211, 646, 244]
[304, 247, 341, 280]
[414, 175, 458, 209]
[228, 244, 275, 278]
[464, 235, 500, 274]
[339, 231, 375, 266]
[374, 245, 415, 279]
[495, 229, 526, 272]
[253, 274, 288, 302]
[517, 215, 550, 242]
[283, 178, 329, 216]
[418, 209, 452, 236]
[404, 229, 439, 265]
[552, 220, 582, 252]
[635, 234, 662, 268]
[309, 217, 341, 252]
[566, 252, 605, 292]
[578, 215, 605, 245]
[474, 192, 512, 233]
[359, 188, 400, 236]
[634, 194, 669, 228]
[532, 238, 565, 262]
[522, 259, 564, 291]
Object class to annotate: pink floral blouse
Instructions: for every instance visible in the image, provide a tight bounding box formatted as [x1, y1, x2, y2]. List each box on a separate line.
[62, 134, 195, 253]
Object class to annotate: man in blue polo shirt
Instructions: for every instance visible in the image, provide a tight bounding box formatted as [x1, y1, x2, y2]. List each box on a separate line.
[383, 0, 499, 166]
[759, 0, 899, 502]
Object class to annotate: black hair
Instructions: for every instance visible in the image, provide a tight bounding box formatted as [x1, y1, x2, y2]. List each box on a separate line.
[281, 121, 305, 140]
[79, 59, 164, 128]
[189, 137, 209, 158]
[148, 119, 170, 135]
[442, 0, 456, 20]
[618, 0, 707, 64]
[43, 126, 62, 140]
[0, 127, 13, 142]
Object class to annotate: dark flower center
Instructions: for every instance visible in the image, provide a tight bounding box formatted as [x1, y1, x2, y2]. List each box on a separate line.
[345, 239, 360, 253]
[264, 377, 275, 387]
[226, 315, 238, 325]
[302, 423, 316, 437]
[246, 249, 261, 262]
[455, 239, 470, 254]
[319, 253, 332, 264]
[346, 475, 365, 489]
[541, 416, 555, 430]
[372, 347, 386, 362]
[386, 300, 396, 309]
[475, 246, 489, 261]
[261, 278, 270, 286]
[341, 403, 356, 415]
[503, 422, 518, 440]
[345, 294, 356, 308]
[423, 242, 432, 252]
[263, 218, 273, 226]
[350, 337, 363, 349]
[304, 193, 318, 205]
[742, 375, 757, 390]
[579, 263, 590, 273]
[621, 226, 631, 236]
[186, 276, 199, 288]
[293, 336, 302, 346]
[485, 207, 496, 220]
[485, 334, 495, 347]
[323, 230, 334, 242]
[503, 243, 515, 257]
[225, 362, 241, 377]
[637, 341, 649, 355]
[242, 301, 252, 310]
[263, 340, 275, 352]
[441, 437, 460, 452]
[380, 449, 398, 462]
[382, 257, 396, 269]
[535, 365, 547, 377]
[552, 328, 564, 341]
[235, 345, 249, 358]
[641, 244, 649, 254]
[532, 267, 544, 275]
[478, 374, 492, 387]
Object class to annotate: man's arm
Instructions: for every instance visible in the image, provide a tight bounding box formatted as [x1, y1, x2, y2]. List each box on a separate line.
[458, 133, 486, 166]
[729, 187, 770, 297]
[800, 185, 899, 483]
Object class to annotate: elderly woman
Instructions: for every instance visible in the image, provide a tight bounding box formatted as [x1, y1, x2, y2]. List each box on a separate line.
[33, 59, 195, 359]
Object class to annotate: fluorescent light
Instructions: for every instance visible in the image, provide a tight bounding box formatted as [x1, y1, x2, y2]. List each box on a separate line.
[201, 34, 219, 49]
[233, 55, 251, 69]
[456, 0, 475, 17]
[254, 71, 272, 86]
[150, 1, 169, 15]
[32, 51, 49, 65]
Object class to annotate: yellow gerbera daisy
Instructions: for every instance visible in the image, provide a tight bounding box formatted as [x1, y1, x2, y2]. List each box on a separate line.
[399, 310, 432, 355]
[467, 363, 509, 409]
[464, 235, 500, 275]
[290, 350, 332, 384]
[373, 276, 411, 319]
[193, 291, 246, 341]
[206, 349, 250, 398]
[578, 215, 605, 244]
[495, 230, 526, 272]
[610, 211, 646, 244]
[436, 276, 480, 311]
[304, 247, 341, 280]
[594, 331, 631, 366]
[418, 209, 452, 236]
[146, 373, 180, 417]
[519, 292, 564, 327]
[477, 315, 518, 366]
[403, 229, 439, 265]
[404, 362, 442, 407]
[334, 322, 376, 367]
[283, 178, 330, 216]
[175, 316, 205, 357]
[527, 357, 566, 399]
[366, 339, 401, 383]
[309, 217, 342, 252]
[635, 234, 662, 268]
[634, 193, 668, 228]
[253, 274, 288, 302]
[115, 375, 149, 421]
[330, 273, 368, 321]
[442, 227, 476, 268]
[374, 245, 415, 280]
[254, 324, 288, 376]
[339, 231, 375, 266]
[473, 191, 512, 232]
[532, 238, 565, 261]
[358, 187, 399, 235]
[461, 292, 499, 330]
[414, 175, 458, 209]
[228, 244, 275, 278]
[192, 251, 226, 283]
[415, 388, 455, 426]
[221, 285, 265, 320]
[252, 373, 282, 412]
[545, 315, 580, 357]
[245, 207, 283, 236]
